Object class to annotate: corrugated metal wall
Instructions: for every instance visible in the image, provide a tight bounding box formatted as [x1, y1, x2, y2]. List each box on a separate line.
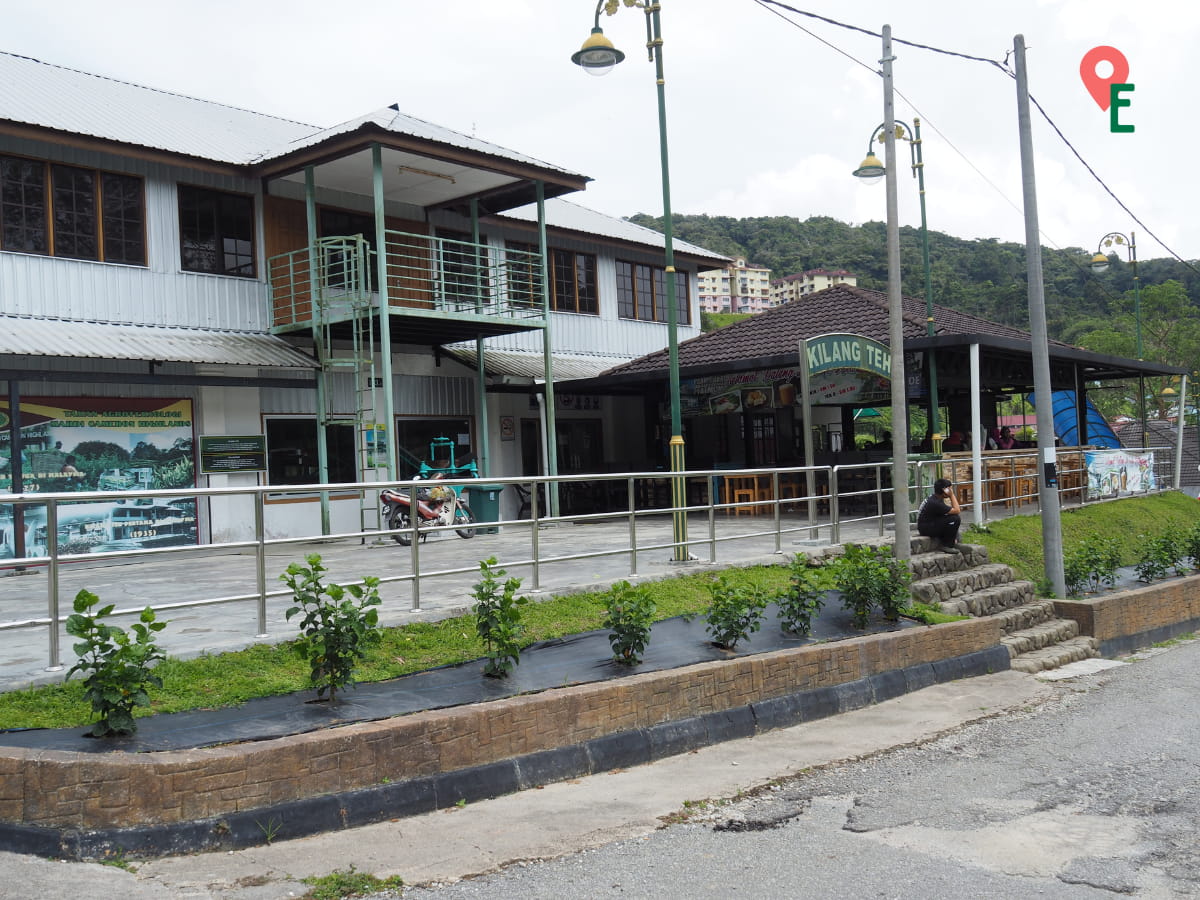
[0, 135, 271, 332]
[260, 372, 473, 416]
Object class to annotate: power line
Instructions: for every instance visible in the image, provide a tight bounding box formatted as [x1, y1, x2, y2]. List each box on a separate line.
[751, 0, 1200, 276]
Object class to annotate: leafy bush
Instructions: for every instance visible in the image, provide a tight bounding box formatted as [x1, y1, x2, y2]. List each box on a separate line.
[1185, 521, 1200, 571]
[602, 580, 657, 665]
[1134, 533, 1175, 584]
[705, 574, 768, 649]
[1064, 537, 1122, 596]
[65, 590, 167, 736]
[778, 555, 825, 635]
[472, 556, 529, 677]
[833, 544, 913, 628]
[281, 554, 382, 701]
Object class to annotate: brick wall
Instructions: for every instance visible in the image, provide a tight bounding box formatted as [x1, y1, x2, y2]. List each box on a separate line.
[1055, 573, 1200, 656]
[0, 617, 1002, 836]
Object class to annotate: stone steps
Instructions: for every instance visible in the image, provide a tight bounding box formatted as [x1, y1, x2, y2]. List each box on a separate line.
[906, 539, 1098, 674]
[1008, 636, 1100, 673]
[1002, 617, 1081, 656]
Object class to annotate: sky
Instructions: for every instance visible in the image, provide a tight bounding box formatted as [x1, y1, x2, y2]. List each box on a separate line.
[3, 0, 1197, 264]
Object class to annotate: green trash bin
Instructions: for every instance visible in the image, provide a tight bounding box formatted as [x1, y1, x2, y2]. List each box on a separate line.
[463, 483, 504, 534]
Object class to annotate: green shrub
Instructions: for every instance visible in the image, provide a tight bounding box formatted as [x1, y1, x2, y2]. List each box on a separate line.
[1064, 537, 1122, 596]
[65, 590, 166, 736]
[833, 544, 913, 628]
[281, 554, 382, 701]
[705, 574, 768, 649]
[1185, 521, 1200, 571]
[778, 555, 825, 635]
[472, 557, 529, 677]
[1134, 533, 1175, 584]
[602, 580, 657, 665]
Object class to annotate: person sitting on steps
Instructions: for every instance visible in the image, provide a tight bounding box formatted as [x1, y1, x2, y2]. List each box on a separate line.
[917, 478, 962, 553]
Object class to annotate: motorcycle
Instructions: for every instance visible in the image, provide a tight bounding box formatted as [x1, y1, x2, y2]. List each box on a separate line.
[380, 476, 476, 546]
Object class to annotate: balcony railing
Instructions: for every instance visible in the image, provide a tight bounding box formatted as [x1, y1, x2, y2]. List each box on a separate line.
[268, 232, 545, 330]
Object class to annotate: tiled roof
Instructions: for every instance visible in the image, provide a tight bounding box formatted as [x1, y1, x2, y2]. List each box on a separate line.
[601, 284, 1070, 377]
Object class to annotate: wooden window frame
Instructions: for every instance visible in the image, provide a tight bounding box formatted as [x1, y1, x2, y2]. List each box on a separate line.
[178, 183, 256, 278]
[0, 154, 146, 265]
[616, 259, 691, 325]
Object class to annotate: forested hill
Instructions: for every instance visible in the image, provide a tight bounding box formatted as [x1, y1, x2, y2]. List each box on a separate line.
[627, 213, 1200, 344]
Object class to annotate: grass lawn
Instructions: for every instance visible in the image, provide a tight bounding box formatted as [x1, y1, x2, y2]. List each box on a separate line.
[1, 492, 1194, 731]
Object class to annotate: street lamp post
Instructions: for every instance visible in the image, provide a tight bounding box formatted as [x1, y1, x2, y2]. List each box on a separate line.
[853, 118, 940, 443]
[1090, 231, 1141, 359]
[572, 0, 689, 563]
[1091, 231, 1145, 446]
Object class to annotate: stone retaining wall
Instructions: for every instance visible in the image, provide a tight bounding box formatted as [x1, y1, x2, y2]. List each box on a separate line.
[1055, 573, 1200, 657]
[0, 617, 1003, 857]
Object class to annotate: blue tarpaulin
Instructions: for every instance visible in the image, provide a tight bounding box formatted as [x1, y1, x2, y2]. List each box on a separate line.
[1027, 391, 1121, 448]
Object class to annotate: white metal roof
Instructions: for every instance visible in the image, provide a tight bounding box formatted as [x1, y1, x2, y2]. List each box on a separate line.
[444, 346, 631, 382]
[499, 199, 729, 264]
[0, 52, 585, 179]
[0, 317, 318, 368]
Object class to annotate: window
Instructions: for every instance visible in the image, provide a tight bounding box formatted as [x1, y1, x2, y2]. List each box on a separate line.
[266, 418, 356, 485]
[616, 260, 690, 325]
[0, 155, 146, 264]
[550, 249, 598, 314]
[505, 243, 597, 314]
[178, 185, 255, 277]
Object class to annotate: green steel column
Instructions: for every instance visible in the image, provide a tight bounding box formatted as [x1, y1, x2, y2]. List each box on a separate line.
[306, 166, 331, 534]
[648, 0, 688, 562]
[537, 182, 559, 516]
[372, 144, 398, 478]
[913, 120, 940, 439]
[471, 199, 490, 477]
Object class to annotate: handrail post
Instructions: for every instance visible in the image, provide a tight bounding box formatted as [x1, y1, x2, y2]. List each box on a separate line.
[627, 477, 638, 576]
[531, 480, 542, 590]
[831, 468, 841, 544]
[409, 483, 421, 610]
[876, 463, 886, 536]
[45, 499, 63, 671]
[771, 471, 782, 554]
[255, 490, 268, 638]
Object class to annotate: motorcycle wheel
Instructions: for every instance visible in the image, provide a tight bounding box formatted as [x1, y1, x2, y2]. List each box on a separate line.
[454, 503, 477, 539]
[388, 507, 413, 546]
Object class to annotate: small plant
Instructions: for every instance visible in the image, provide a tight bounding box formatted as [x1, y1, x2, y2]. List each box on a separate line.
[65, 589, 167, 737]
[472, 556, 529, 677]
[832, 544, 912, 628]
[1163, 527, 1191, 577]
[1134, 533, 1174, 584]
[705, 574, 768, 649]
[281, 554, 382, 701]
[256, 815, 283, 845]
[1184, 521, 1200, 571]
[1065, 537, 1122, 596]
[602, 580, 657, 665]
[302, 866, 404, 900]
[777, 555, 825, 635]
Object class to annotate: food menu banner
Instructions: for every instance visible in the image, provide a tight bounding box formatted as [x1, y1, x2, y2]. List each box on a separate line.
[0, 398, 197, 556]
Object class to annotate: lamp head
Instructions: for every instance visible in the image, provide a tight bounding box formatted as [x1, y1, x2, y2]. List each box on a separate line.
[852, 152, 885, 184]
[571, 27, 625, 75]
[1090, 253, 1111, 273]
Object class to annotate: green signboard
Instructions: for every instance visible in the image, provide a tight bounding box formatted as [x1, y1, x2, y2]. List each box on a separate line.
[199, 435, 267, 474]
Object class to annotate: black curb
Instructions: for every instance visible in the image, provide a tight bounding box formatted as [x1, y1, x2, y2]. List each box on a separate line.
[1095, 616, 1200, 659]
[1, 646, 1011, 860]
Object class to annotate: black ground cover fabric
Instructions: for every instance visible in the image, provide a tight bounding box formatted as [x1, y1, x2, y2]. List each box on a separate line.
[0, 596, 915, 754]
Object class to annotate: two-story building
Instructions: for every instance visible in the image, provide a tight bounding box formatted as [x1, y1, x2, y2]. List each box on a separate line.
[0, 51, 725, 547]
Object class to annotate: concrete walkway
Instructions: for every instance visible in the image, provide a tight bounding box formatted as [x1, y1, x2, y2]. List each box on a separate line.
[0, 511, 895, 692]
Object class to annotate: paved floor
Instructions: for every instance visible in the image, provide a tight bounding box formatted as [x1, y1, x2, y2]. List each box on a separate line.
[0, 510, 893, 691]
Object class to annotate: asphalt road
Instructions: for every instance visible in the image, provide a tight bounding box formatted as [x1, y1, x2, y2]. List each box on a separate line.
[399, 639, 1200, 899]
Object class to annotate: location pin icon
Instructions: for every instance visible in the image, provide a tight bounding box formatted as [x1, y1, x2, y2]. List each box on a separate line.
[1080, 46, 1130, 111]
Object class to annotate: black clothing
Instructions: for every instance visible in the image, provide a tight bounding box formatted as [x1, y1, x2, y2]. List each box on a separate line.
[917, 491, 961, 547]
